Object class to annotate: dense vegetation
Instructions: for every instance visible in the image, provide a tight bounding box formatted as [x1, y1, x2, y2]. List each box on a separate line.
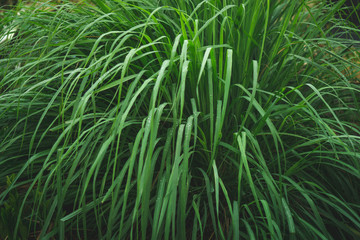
[1, 0, 360, 239]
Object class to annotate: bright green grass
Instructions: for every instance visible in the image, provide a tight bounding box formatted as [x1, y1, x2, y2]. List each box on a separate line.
[0, 0, 360, 239]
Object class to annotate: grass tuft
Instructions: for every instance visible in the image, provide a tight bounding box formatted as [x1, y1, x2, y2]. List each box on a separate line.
[1, 0, 360, 239]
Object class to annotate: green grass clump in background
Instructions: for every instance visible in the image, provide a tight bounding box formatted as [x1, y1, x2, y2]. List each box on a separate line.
[1, 0, 360, 239]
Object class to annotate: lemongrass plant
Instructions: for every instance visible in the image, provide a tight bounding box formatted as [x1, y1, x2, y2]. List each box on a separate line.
[0, 0, 359, 239]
